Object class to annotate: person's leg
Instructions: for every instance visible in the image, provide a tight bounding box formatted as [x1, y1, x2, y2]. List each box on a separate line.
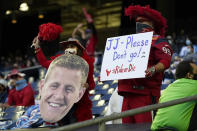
[122, 96, 134, 123]
[130, 94, 152, 123]
[151, 95, 158, 119]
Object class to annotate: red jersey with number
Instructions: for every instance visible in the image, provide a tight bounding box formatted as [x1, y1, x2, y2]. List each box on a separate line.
[118, 35, 173, 97]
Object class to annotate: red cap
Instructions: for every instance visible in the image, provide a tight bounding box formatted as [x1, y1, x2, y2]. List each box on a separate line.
[125, 5, 167, 37]
[7, 69, 25, 79]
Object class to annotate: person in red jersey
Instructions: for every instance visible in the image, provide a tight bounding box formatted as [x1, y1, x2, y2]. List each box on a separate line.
[118, 5, 173, 123]
[72, 8, 98, 57]
[31, 22, 94, 122]
[7, 69, 35, 107]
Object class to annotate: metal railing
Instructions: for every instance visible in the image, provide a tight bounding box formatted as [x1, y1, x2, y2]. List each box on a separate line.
[2, 65, 42, 75]
[51, 95, 197, 131]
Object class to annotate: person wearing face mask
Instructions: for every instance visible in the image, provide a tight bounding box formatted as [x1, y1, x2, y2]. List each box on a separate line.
[31, 23, 95, 122]
[118, 5, 173, 124]
[7, 69, 35, 107]
[179, 37, 193, 57]
[151, 60, 197, 131]
[7, 54, 89, 129]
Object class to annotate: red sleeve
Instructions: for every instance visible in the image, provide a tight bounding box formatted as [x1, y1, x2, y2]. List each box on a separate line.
[154, 42, 173, 69]
[75, 91, 92, 121]
[86, 35, 98, 56]
[8, 90, 14, 106]
[87, 60, 95, 90]
[21, 84, 35, 106]
[82, 51, 95, 90]
[36, 48, 52, 69]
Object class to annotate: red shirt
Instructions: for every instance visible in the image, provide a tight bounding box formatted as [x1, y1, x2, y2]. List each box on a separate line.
[118, 35, 173, 97]
[8, 84, 35, 106]
[86, 34, 98, 56]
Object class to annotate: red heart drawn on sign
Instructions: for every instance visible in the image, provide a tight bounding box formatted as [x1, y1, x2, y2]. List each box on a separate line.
[106, 69, 111, 76]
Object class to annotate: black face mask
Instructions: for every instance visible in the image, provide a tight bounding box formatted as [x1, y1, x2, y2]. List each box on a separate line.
[136, 22, 153, 33]
[193, 74, 197, 80]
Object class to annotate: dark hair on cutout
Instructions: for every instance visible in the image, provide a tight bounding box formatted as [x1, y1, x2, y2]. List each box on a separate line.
[175, 60, 194, 79]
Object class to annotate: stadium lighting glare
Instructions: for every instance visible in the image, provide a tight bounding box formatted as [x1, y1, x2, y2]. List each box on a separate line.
[5, 10, 12, 15]
[38, 13, 44, 19]
[11, 18, 17, 24]
[19, 2, 29, 12]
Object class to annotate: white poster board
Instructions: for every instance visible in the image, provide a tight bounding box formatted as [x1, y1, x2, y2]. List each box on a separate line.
[100, 32, 153, 81]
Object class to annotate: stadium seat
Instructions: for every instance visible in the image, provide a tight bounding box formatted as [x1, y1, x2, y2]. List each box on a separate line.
[89, 89, 96, 95]
[96, 100, 105, 107]
[112, 80, 118, 84]
[90, 94, 101, 101]
[93, 76, 98, 84]
[101, 106, 108, 116]
[102, 84, 109, 90]
[2, 106, 26, 121]
[92, 105, 106, 115]
[92, 100, 99, 107]
[101, 94, 112, 101]
[28, 76, 34, 84]
[0, 107, 6, 112]
[108, 88, 115, 94]
[161, 84, 169, 90]
[94, 84, 103, 91]
[96, 89, 108, 95]
[110, 83, 118, 89]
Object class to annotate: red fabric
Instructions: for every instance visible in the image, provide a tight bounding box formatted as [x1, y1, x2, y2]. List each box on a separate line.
[125, 5, 167, 37]
[38, 23, 63, 41]
[36, 48, 52, 69]
[81, 51, 95, 90]
[8, 84, 35, 106]
[122, 94, 152, 123]
[118, 35, 173, 123]
[74, 90, 93, 121]
[36, 49, 95, 122]
[86, 34, 98, 56]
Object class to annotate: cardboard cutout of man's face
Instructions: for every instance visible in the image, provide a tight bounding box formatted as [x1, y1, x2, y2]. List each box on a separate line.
[39, 66, 86, 123]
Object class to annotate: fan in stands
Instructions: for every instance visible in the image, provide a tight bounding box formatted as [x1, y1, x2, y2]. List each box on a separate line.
[31, 22, 95, 123]
[118, 5, 173, 124]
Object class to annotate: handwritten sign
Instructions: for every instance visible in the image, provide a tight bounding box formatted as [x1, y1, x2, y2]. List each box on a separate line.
[100, 32, 153, 81]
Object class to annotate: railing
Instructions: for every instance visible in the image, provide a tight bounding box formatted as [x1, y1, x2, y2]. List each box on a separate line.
[2, 65, 42, 75]
[51, 95, 197, 131]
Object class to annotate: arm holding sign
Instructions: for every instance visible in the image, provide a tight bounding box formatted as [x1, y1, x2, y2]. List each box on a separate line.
[145, 37, 173, 77]
[145, 61, 168, 77]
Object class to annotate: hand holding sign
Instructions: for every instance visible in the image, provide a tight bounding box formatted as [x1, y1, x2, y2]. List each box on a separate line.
[100, 32, 153, 81]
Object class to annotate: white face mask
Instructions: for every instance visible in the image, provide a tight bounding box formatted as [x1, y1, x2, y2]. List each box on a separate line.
[168, 40, 173, 45]
[186, 38, 191, 45]
[64, 48, 77, 55]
